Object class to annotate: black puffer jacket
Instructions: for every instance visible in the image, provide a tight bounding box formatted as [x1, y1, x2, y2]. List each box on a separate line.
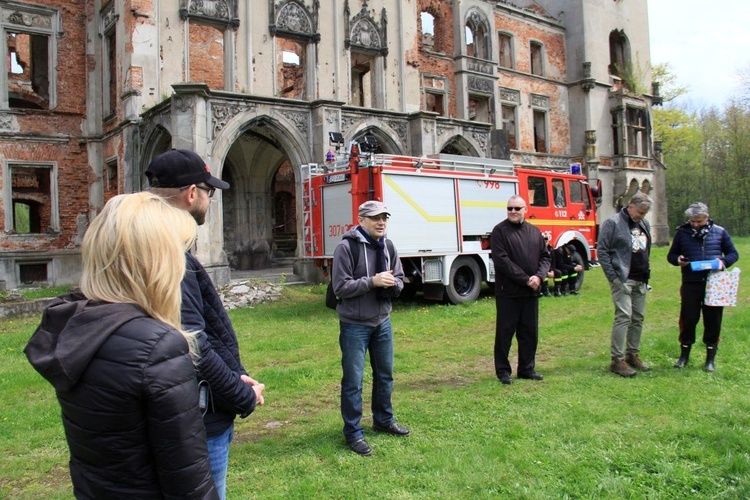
[24, 294, 218, 499]
[182, 253, 256, 438]
[667, 221, 739, 283]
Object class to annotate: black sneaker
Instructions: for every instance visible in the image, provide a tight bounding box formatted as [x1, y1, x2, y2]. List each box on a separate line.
[373, 422, 410, 437]
[348, 438, 372, 456]
[517, 371, 544, 381]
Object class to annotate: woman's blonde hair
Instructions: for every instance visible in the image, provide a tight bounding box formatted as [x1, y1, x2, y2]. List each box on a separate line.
[80, 192, 196, 344]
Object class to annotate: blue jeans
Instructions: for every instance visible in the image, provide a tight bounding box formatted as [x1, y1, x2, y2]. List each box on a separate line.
[339, 319, 394, 443]
[207, 424, 234, 500]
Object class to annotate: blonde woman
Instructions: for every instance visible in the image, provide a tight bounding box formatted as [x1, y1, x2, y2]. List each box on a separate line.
[25, 192, 218, 499]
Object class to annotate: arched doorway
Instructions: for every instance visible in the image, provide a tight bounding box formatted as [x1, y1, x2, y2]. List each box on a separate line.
[221, 122, 299, 270]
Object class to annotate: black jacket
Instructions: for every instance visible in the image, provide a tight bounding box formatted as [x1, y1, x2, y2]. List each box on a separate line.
[491, 220, 551, 298]
[182, 253, 256, 437]
[24, 294, 217, 499]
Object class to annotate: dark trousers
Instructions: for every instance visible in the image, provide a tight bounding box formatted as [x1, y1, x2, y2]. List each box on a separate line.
[679, 281, 723, 346]
[494, 295, 539, 377]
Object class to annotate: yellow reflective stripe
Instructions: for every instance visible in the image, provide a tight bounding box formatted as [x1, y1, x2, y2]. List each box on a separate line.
[461, 200, 507, 208]
[384, 176, 457, 223]
[528, 219, 596, 226]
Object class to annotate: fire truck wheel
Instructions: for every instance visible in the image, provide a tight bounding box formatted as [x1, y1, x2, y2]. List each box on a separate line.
[570, 251, 585, 292]
[446, 257, 482, 304]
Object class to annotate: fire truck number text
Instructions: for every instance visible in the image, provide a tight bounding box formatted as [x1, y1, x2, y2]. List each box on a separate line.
[555, 210, 567, 218]
[479, 181, 502, 189]
[328, 224, 353, 237]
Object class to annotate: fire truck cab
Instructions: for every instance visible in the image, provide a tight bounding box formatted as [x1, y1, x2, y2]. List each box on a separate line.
[301, 142, 599, 304]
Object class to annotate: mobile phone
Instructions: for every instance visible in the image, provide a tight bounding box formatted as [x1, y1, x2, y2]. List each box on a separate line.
[681, 257, 690, 263]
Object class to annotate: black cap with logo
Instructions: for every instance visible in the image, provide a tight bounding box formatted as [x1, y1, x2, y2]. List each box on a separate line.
[145, 149, 230, 190]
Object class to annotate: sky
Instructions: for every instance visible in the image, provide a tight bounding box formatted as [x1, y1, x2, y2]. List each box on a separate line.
[648, 1, 750, 109]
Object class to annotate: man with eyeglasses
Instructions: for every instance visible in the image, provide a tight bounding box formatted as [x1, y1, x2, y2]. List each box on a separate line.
[331, 200, 407, 456]
[146, 149, 265, 498]
[490, 195, 551, 385]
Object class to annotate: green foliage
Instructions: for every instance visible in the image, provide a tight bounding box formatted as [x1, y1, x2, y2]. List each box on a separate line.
[655, 102, 750, 236]
[13, 202, 30, 234]
[3, 242, 750, 497]
[650, 62, 689, 103]
[615, 56, 648, 95]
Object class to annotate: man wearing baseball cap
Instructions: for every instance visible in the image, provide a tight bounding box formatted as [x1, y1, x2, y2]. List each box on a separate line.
[331, 200, 409, 456]
[146, 149, 265, 498]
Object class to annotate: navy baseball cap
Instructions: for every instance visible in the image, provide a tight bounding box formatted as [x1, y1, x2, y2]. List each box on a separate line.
[145, 149, 230, 190]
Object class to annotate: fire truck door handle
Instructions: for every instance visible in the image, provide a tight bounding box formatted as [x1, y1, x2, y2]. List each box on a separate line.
[528, 214, 536, 219]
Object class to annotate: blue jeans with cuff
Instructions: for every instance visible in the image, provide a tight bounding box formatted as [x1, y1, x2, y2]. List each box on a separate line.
[339, 318, 394, 443]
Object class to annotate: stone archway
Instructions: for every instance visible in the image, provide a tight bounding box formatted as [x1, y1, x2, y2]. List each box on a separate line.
[218, 117, 307, 270]
[439, 134, 481, 156]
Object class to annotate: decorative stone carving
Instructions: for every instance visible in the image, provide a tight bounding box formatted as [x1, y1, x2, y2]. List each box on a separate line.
[471, 131, 488, 153]
[180, 0, 239, 29]
[280, 110, 308, 135]
[5, 10, 52, 29]
[530, 93, 549, 109]
[385, 120, 407, 146]
[351, 19, 381, 49]
[345, 0, 387, 54]
[325, 109, 338, 125]
[277, 2, 312, 34]
[212, 101, 256, 135]
[102, 3, 118, 33]
[172, 95, 193, 113]
[341, 114, 356, 133]
[0, 114, 17, 132]
[500, 87, 520, 104]
[468, 76, 494, 94]
[437, 124, 452, 137]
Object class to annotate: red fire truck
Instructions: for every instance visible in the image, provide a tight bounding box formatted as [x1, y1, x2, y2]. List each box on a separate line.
[302, 141, 600, 304]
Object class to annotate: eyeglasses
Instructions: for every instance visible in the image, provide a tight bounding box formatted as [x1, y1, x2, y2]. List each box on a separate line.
[366, 215, 389, 221]
[507, 206, 526, 211]
[196, 185, 216, 198]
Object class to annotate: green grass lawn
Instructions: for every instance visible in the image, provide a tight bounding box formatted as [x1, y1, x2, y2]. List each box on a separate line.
[1, 241, 749, 498]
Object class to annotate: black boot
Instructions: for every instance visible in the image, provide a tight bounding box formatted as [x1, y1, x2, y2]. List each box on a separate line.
[704, 345, 717, 372]
[554, 283, 562, 297]
[568, 278, 579, 295]
[674, 344, 691, 368]
[541, 282, 551, 297]
[561, 282, 569, 296]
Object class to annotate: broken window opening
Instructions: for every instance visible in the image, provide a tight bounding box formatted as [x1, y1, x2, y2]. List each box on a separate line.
[609, 30, 629, 76]
[420, 11, 435, 49]
[530, 41, 544, 76]
[19, 262, 48, 285]
[350, 52, 374, 108]
[277, 39, 306, 99]
[9, 166, 52, 234]
[626, 107, 648, 156]
[533, 110, 548, 153]
[501, 104, 517, 150]
[464, 12, 490, 59]
[425, 91, 444, 115]
[7, 31, 50, 110]
[104, 30, 117, 117]
[498, 32, 513, 69]
[468, 95, 492, 123]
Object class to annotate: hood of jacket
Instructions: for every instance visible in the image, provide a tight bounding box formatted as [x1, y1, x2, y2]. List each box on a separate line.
[24, 293, 149, 392]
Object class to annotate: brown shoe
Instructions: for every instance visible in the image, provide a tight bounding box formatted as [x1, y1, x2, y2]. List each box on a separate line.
[625, 353, 651, 372]
[610, 358, 637, 377]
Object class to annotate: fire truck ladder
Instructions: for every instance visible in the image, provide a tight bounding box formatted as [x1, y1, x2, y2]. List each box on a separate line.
[300, 164, 316, 258]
